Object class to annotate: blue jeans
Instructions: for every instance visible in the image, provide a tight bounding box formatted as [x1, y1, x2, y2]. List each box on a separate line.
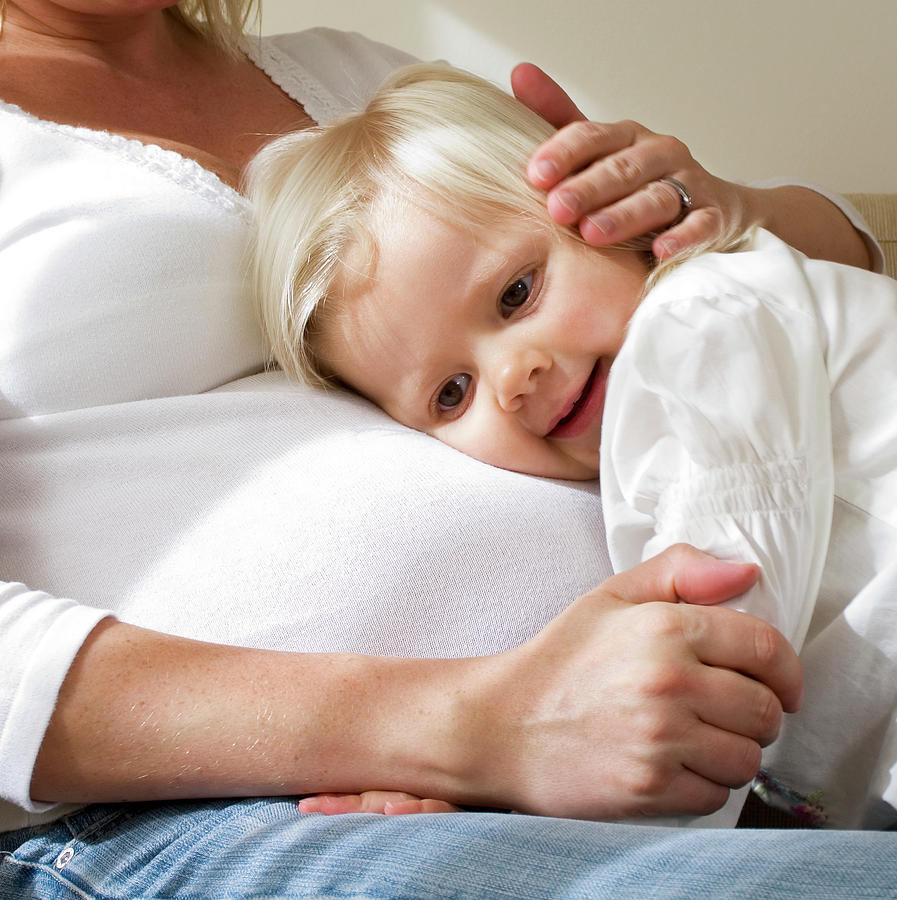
[1, 798, 895, 899]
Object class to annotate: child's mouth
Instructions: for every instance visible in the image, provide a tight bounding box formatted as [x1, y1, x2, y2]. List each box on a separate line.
[548, 360, 606, 439]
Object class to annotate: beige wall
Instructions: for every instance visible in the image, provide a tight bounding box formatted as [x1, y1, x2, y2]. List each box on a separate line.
[259, 0, 896, 193]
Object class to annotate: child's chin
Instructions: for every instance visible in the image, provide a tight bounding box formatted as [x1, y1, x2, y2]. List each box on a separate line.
[534, 458, 600, 482]
[559, 451, 600, 481]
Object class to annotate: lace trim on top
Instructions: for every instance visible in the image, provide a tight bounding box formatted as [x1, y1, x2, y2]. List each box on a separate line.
[0, 97, 249, 219]
[0, 36, 324, 221]
[242, 37, 338, 126]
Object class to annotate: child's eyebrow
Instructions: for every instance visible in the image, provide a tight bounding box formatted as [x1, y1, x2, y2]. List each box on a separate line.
[360, 356, 436, 432]
[394, 368, 442, 429]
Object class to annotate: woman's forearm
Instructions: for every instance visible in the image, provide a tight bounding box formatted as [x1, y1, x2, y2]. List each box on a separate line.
[31, 548, 803, 820]
[738, 184, 873, 269]
[30, 618, 473, 805]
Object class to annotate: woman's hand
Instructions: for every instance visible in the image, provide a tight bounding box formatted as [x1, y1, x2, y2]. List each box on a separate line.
[295, 544, 798, 824]
[511, 62, 872, 269]
[298, 791, 459, 816]
[455, 544, 802, 821]
[511, 62, 747, 260]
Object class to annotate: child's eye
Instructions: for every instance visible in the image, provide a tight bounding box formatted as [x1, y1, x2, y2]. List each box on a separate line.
[499, 272, 534, 318]
[436, 373, 472, 412]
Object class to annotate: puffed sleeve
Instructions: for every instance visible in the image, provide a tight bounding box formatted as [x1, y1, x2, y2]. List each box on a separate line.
[600, 241, 834, 650]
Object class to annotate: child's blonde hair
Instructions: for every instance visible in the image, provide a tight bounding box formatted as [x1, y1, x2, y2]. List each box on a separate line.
[246, 62, 579, 387]
[246, 62, 745, 387]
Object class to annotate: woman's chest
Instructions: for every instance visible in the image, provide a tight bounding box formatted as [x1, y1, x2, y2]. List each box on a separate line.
[0, 54, 311, 187]
[0, 109, 267, 418]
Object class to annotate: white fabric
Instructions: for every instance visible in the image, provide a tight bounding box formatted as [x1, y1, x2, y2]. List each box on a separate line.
[0, 22, 885, 832]
[0, 26, 404, 829]
[601, 229, 897, 829]
[0, 28, 414, 419]
[0, 29, 614, 833]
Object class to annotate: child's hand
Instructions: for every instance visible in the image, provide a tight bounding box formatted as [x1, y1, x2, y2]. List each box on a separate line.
[298, 791, 459, 816]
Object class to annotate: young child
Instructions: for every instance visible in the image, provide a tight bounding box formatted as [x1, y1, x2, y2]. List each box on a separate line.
[246, 63, 897, 829]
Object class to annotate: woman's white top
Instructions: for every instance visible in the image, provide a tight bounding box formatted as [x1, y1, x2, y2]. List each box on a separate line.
[601, 229, 897, 828]
[0, 28, 622, 834]
[0, 27, 416, 831]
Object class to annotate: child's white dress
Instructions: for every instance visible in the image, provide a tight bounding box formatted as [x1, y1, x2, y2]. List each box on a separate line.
[601, 229, 897, 829]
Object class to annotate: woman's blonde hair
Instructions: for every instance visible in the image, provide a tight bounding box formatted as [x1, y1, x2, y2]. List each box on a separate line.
[0, 1, 259, 50]
[167, 0, 260, 52]
[247, 62, 746, 387]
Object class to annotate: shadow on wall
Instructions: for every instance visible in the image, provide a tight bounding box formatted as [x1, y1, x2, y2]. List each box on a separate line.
[268, 0, 897, 192]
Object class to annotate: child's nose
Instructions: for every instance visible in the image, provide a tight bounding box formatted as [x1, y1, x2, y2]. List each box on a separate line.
[493, 347, 551, 413]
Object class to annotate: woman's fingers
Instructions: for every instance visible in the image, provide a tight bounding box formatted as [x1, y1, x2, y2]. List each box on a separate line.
[595, 543, 760, 608]
[687, 661, 784, 749]
[645, 767, 733, 817]
[574, 175, 688, 243]
[592, 546, 801, 716]
[529, 120, 639, 192]
[510, 62, 585, 131]
[298, 791, 459, 816]
[649, 205, 729, 260]
[516, 77, 751, 253]
[534, 119, 675, 196]
[682, 722, 764, 792]
[679, 603, 804, 715]
[383, 798, 460, 815]
[528, 118, 695, 225]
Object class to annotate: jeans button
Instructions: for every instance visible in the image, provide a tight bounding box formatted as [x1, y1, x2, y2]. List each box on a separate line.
[54, 846, 75, 870]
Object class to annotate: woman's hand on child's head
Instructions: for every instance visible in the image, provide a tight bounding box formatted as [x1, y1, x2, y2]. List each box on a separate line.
[511, 63, 751, 261]
[298, 791, 459, 816]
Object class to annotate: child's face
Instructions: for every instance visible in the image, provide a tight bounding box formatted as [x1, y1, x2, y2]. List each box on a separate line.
[318, 203, 648, 480]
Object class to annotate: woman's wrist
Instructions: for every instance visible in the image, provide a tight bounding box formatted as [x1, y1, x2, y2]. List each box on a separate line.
[737, 183, 873, 269]
[29, 618, 502, 807]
